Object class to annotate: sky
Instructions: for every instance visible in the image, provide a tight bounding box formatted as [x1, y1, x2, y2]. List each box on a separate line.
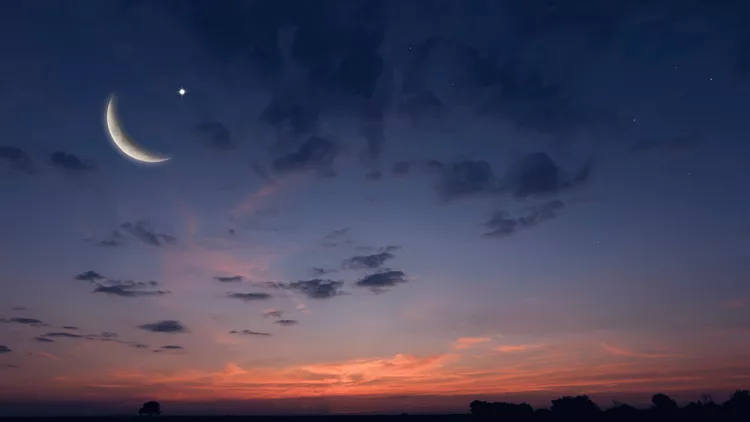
[1, 0, 750, 416]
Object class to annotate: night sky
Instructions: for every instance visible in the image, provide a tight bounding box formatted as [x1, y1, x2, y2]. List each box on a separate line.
[1, 0, 750, 416]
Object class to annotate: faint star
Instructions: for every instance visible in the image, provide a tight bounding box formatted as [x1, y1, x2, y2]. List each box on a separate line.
[178, 87, 187, 96]
[709, 77, 713, 81]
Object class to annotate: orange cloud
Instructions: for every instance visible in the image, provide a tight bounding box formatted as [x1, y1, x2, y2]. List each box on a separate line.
[600, 343, 678, 359]
[496, 344, 543, 353]
[452, 337, 491, 350]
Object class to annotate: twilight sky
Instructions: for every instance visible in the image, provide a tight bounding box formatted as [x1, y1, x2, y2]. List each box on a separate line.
[1, 0, 750, 416]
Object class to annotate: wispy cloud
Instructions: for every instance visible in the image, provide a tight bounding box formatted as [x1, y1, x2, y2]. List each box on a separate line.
[600, 343, 678, 359]
[452, 337, 491, 350]
[496, 344, 544, 353]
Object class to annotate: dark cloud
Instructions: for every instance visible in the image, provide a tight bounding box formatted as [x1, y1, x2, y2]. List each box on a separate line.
[503, 152, 591, 198]
[49, 151, 94, 172]
[227, 292, 272, 301]
[365, 170, 383, 181]
[137, 320, 188, 334]
[229, 330, 271, 336]
[274, 319, 298, 326]
[95, 229, 125, 247]
[484, 200, 566, 239]
[35, 330, 147, 350]
[355, 270, 410, 293]
[193, 120, 233, 150]
[260, 97, 319, 136]
[343, 251, 395, 270]
[75, 270, 105, 282]
[0, 345, 11, 353]
[263, 310, 283, 319]
[257, 281, 287, 289]
[392, 161, 411, 177]
[630, 134, 702, 153]
[214, 275, 244, 283]
[435, 160, 498, 201]
[41, 332, 82, 339]
[61, 326, 78, 330]
[11, 307, 27, 311]
[325, 228, 350, 239]
[286, 279, 346, 299]
[0, 317, 46, 327]
[92, 282, 170, 298]
[160, 345, 184, 350]
[78, 271, 169, 298]
[272, 136, 339, 176]
[311, 267, 337, 276]
[119, 221, 177, 247]
[0, 146, 34, 174]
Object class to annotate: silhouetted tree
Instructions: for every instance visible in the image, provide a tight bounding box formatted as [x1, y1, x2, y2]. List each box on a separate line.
[470, 400, 533, 419]
[550, 395, 601, 419]
[605, 401, 637, 420]
[651, 393, 678, 413]
[138, 401, 161, 416]
[724, 390, 750, 419]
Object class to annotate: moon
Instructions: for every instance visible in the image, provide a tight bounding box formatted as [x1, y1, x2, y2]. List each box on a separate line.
[105, 94, 171, 164]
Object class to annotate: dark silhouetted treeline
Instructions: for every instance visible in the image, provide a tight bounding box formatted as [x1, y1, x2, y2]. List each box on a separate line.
[471, 390, 750, 421]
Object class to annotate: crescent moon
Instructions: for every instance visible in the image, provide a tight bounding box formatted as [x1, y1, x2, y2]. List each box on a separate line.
[105, 94, 171, 164]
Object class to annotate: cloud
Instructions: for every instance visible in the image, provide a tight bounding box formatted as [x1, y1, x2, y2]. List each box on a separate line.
[11, 307, 26, 311]
[484, 200, 565, 238]
[630, 134, 702, 153]
[61, 326, 79, 330]
[193, 120, 233, 150]
[355, 270, 410, 293]
[286, 279, 346, 299]
[160, 345, 184, 350]
[342, 251, 396, 270]
[325, 228, 350, 239]
[311, 267, 337, 276]
[392, 161, 411, 177]
[214, 275, 244, 283]
[119, 221, 177, 247]
[92, 282, 170, 298]
[78, 271, 170, 298]
[34, 330, 149, 350]
[496, 344, 544, 353]
[260, 96, 320, 136]
[227, 292, 272, 301]
[95, 229, 125, 247]
[49, 151, 94, 172]
[74, 270, 105, 282]
[365, 170, 383, 181]
[502, 153, 591, 199]
[600, 343, 677, 359]
[274, 319, 298, 326]
[40, 332, 83, 339]
[0, 345, 11, 353]
[0, 317, 46, 326]
[434, 160, 498, 201]
[452, 337, 491, 350]
[263, 309, 283, 319]
[229, 330, 271, 336]
[0, 145, 34, 174]
[272, 136, 339, 176]
[137, 320, 188, 334]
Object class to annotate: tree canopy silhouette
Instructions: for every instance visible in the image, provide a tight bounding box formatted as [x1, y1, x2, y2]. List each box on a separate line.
[469, 389, 750, 421]
[138, 401, 161, 416]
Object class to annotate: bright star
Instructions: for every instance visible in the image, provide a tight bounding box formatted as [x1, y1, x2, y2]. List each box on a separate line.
[178, 87, 187, 97]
